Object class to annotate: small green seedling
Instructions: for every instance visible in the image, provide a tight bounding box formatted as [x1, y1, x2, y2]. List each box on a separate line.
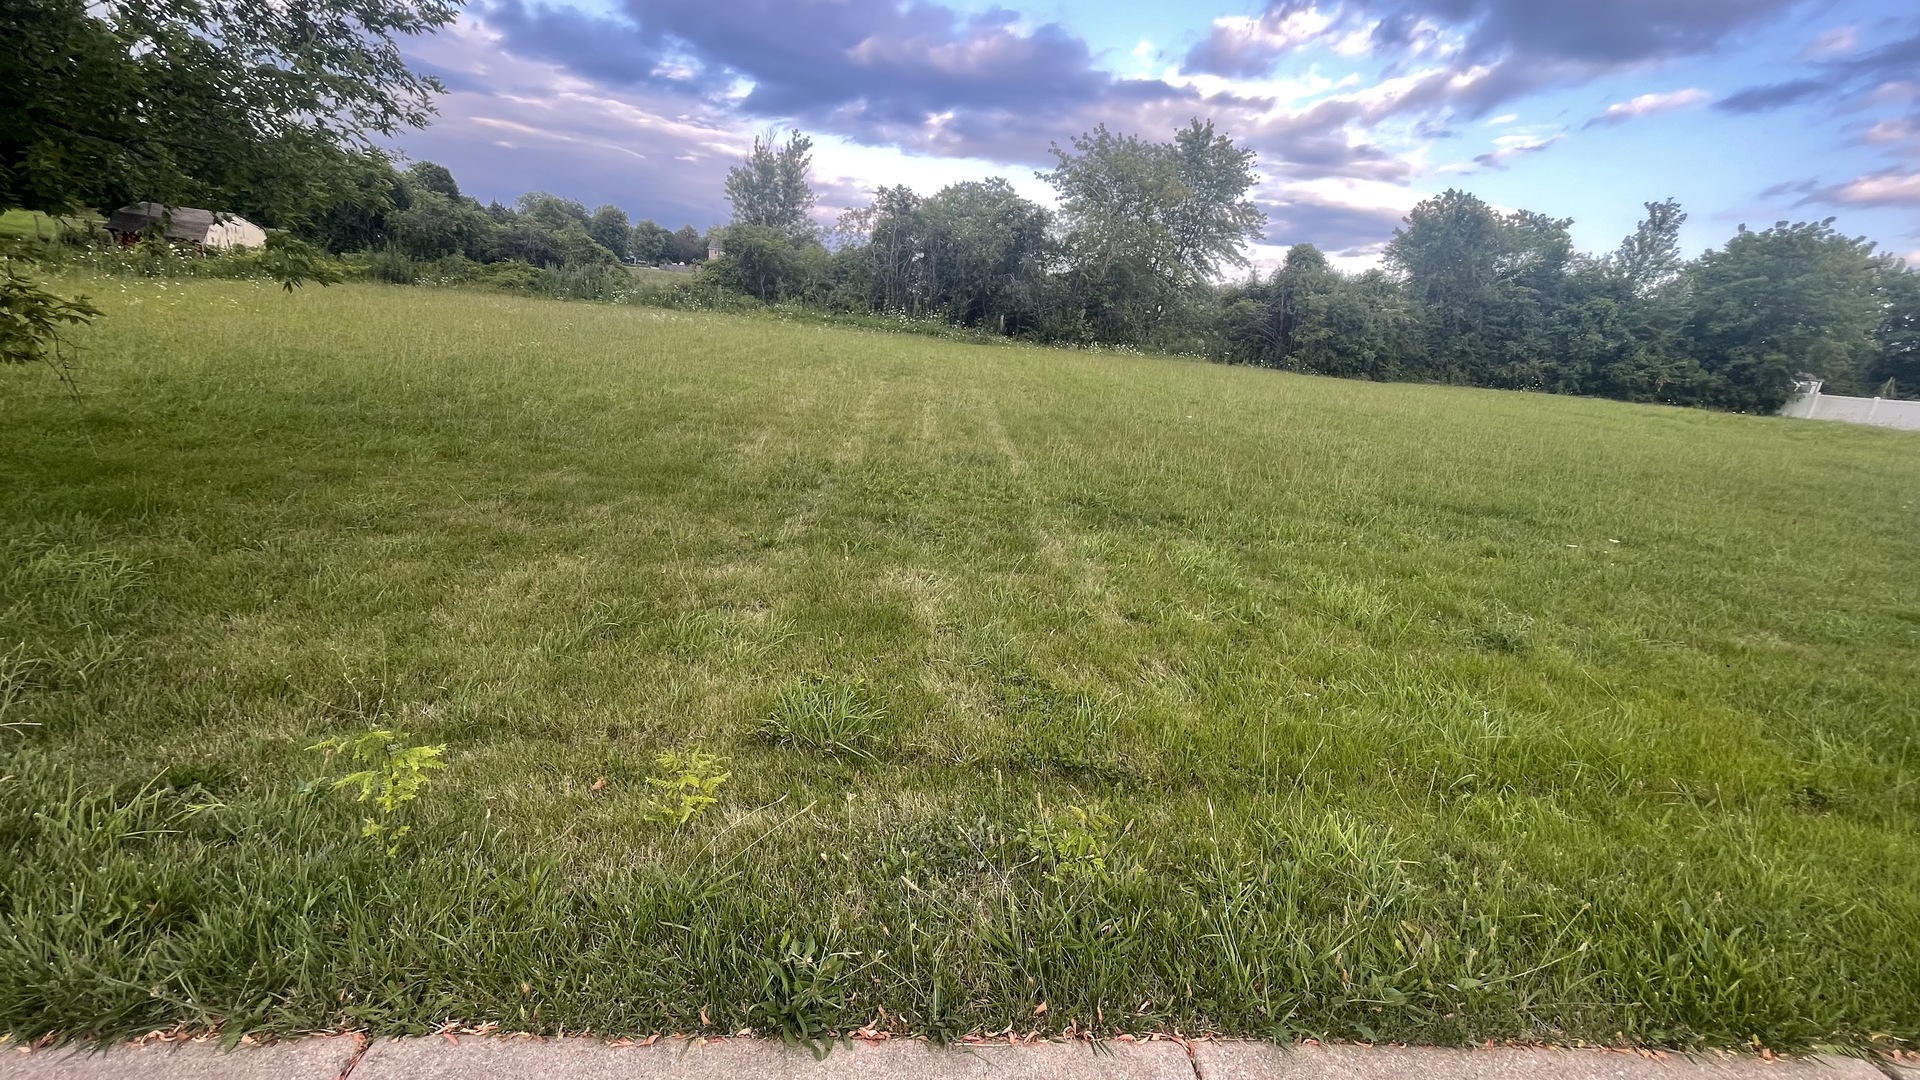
[1018, 803, 1121, 881]
[308, 728, 447, 854]
[643, 749, 730, 826]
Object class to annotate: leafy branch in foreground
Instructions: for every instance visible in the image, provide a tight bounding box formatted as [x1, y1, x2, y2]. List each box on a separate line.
[261, 232, 345, 292]
[0, 237, 99, 375]
[307, 728, 446, 854]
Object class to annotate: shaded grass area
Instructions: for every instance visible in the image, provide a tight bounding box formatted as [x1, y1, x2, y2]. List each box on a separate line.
[2, 278, 1917, 1049]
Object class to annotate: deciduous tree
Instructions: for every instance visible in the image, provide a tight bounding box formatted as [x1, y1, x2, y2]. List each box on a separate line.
[1043, 120, 1264, 344]
[724, 130, 817, 242]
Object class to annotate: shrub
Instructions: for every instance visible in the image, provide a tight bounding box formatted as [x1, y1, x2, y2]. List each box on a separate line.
[472, 260, 542, 292]
[364, 246, 417, 284]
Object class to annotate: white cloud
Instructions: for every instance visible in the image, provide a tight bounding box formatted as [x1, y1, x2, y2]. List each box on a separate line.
[1329, 26, 1376, 58]
[1801, 25, 1857, 60]
[1204, 8, 1336, 55]
[1825, 170, 1920, 207]
[806, 134, 1058, 217]
[1471, 131, 1566, 169]
[1487, 113, 1519, 125]
[1864, 118, 1920, 146]
[1588, 88, 1713, 127]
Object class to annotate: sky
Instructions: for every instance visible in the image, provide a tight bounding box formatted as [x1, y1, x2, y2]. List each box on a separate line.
[389, 0, 1920, 271]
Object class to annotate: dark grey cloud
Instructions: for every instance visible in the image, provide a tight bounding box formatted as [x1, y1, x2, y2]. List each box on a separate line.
[1388, 0, 1798, 67]
[1718, 25, 1920, 116]
[1472, 133, 1561, 168]
[1716, 78, 1826, 112]
[390, 26, 748, 227]
[1410, 0, 1800, 116]
[1185, 0, 1801, 117]
[484, 0, 1111, 129]
[470, 0, 1421, 185]
[1260, 195, 1406, 255]
[1757, 177, 1819, 198]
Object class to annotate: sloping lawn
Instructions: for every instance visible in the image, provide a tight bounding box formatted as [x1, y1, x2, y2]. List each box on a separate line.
[2, 277, 1916, 1049]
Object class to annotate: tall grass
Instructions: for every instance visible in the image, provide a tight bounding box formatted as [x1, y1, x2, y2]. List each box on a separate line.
[1, 278, 1916, 1049]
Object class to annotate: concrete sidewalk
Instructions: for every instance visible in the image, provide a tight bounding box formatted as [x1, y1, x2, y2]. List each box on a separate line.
[3, 1036, 1912, 1080]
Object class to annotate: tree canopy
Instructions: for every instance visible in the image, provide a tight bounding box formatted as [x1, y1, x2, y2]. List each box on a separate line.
[723, 130, 817, 242]
[1, 0, 458, 221]
[1043, 120, 1265, 344]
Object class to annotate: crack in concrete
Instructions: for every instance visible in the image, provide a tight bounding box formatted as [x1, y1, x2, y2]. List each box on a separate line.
[333, 1033, 368, 1080]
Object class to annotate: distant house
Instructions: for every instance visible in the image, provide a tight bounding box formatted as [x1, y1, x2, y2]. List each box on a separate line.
[105, 203, 266, 250]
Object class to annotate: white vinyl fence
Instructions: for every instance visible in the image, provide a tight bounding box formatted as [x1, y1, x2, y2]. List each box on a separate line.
[1779, 380, 1920, 432]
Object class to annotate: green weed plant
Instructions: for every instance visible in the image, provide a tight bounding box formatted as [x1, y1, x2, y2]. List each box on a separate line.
[1018, 804, 1124, 881]
[307, 728, 446, 854]
[643, 749, 730, 826]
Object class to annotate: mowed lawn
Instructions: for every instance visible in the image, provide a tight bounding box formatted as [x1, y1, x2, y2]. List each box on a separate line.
[3, 277, 1917, 1049]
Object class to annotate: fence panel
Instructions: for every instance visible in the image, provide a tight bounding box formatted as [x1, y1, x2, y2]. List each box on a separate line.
[1779, 391, 1920, 431]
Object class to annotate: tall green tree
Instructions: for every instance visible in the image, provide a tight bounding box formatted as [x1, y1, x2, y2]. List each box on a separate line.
[1043, 120, 1264, 344]
[1866, 259, 1920, 398]
[1385, 190, 1633, 391]
[1681, 218, 1883, 409]
[303, 152, 409, 254]
[629, 220, 674, 264]
[918, 179, 1054, 333]
[404, 161, 462, 201]
[587, 205, 631, 261]
[1383, 189, 1510, 361]
[1222, 244, 1420, 378]
[1609, 198, 1687, 296]
[724, 130, 817, 242]
[1, 0, 456, 219]
[858, 185, 926, 313]
[671, 225, 706, 264]
[388, 188, 494, 261]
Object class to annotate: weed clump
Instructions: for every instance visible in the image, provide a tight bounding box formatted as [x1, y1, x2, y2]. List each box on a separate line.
[758, 676, 883, 760]
[753, 931, 852, 1055]
[1465, 605, 1536, 654]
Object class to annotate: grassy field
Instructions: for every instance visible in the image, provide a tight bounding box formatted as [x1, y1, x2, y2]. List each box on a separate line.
[2, 276, 1917, 1050]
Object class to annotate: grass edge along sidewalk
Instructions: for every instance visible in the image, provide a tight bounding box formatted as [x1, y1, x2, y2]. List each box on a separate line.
[2, 1036, 1916, 1080]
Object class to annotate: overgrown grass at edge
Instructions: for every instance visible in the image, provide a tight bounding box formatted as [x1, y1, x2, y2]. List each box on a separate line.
[1, 277, 1917, 1050]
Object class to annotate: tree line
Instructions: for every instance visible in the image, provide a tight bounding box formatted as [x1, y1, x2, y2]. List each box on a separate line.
[698, 130, 1918, 412]
[303, 159, 713, 269]
[1227, 196, 1918, 412]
